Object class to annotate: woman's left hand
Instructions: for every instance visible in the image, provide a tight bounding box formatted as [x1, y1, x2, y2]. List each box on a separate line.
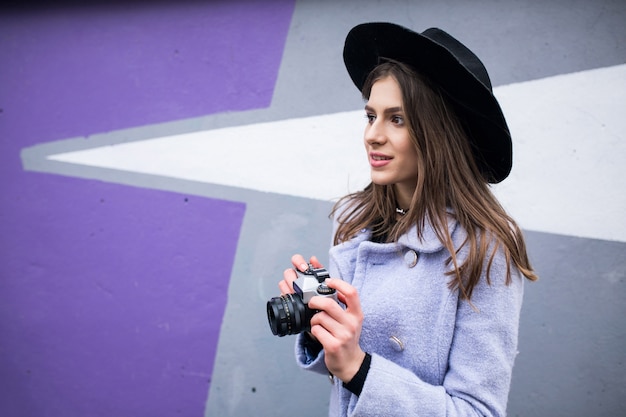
[307, 278, 366, 383]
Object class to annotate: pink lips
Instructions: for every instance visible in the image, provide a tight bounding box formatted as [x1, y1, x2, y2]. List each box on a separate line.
[369, 152, 392, 168]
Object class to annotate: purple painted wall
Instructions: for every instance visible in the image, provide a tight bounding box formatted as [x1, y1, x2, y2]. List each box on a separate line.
[0, 1, 295, 416]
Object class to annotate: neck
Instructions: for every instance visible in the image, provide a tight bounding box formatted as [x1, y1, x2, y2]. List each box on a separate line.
[394, 184, 414, 212]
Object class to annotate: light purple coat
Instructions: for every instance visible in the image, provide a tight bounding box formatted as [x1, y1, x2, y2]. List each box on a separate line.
[296, 211, 524, 416]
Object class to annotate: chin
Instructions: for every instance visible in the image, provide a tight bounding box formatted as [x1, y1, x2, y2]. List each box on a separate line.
[370, 175, 394, 186]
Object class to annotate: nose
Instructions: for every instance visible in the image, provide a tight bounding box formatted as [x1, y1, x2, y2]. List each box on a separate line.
[364, 118, 387, 146]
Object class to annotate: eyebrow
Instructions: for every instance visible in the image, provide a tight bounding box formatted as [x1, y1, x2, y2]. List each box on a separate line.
[364, 105, 404, 114]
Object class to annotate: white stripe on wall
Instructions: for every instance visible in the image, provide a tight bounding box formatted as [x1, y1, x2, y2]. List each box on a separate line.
[48, 64, 626, 242]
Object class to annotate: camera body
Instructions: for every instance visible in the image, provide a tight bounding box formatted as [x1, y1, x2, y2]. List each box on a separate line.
[267, 265, 338, 337]
[293, 265, 334, 303]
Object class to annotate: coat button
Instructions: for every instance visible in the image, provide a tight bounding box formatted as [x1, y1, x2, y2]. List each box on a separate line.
[404, 249, 418, 268]
[389, 335, 405, 352]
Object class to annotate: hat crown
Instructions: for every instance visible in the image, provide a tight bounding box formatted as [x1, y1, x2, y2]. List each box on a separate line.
[421, 27, 492, 91]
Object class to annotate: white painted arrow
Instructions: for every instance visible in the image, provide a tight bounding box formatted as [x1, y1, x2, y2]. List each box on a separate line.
[47, 64, 626, 242]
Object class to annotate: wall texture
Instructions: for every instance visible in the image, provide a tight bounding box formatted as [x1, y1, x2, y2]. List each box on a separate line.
[2, 1, 625, 416]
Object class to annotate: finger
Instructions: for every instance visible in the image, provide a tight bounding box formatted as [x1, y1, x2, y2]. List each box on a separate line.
[309, 321, 333, 346]
[311, 310, 341, 338]
[335, 291, 348, 305]
[278, 280, 291, 295]
[309, 304, 361, 358]
[291, 254, 310, 272]
[279, 267, 298, 294]
[308, 294, 343, 315]
[309, 255, 324, 269]
[325, 278, 363, 314]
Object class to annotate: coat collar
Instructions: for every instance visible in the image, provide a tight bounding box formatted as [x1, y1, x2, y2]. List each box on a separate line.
[335, 210, 460, 254]
[329, 211, 460, 282]
[398, 211, 459, 253]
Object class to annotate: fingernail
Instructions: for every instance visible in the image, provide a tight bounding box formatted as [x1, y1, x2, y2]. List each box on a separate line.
[300, 263, 309, 271]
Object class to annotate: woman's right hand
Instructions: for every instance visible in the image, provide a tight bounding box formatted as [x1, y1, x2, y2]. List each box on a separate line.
[278, 254, 324, 295]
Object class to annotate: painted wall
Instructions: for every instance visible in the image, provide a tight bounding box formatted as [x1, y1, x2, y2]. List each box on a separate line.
[2, 1, 625, 416]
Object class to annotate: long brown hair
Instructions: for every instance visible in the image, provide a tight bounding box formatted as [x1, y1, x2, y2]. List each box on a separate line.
[332, 60, 537, 300]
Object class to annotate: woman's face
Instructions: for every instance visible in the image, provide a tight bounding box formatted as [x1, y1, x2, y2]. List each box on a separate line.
[364, 76, 418, 205]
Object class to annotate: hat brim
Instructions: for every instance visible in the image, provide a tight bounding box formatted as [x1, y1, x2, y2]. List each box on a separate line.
[343, 22, 512, 183]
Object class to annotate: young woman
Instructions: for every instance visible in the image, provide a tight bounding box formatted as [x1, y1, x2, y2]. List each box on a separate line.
[278, 22, 537, 417]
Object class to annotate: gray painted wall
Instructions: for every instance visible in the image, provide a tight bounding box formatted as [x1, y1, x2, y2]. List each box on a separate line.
[211, 1, 626, 415]
[4, 1, 624, 416]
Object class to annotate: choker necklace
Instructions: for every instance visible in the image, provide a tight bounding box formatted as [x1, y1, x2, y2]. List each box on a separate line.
[395, 207, 408, 216]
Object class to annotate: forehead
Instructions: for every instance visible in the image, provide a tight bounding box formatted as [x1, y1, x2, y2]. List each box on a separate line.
[366, 76, 403, 108]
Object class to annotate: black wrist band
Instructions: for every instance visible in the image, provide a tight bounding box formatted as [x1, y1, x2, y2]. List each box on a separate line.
[342, 352, 371, 396]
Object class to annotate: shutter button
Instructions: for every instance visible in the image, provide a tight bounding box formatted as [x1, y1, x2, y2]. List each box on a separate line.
[404, 249, 418, 268]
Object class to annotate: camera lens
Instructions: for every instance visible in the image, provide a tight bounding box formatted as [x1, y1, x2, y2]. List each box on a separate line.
[266, 293, 314, 337]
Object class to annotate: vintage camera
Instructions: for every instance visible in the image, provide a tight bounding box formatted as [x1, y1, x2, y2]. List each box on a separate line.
[267, 264, 338, 337]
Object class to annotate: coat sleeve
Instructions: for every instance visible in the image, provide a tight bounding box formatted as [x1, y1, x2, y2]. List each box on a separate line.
[294, 332, 330, 376]
[293, 203, 344, 377]
[347, 258, 525, 417]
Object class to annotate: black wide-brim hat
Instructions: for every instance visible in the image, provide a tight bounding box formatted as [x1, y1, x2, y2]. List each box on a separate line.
[343, 22, 512, 183]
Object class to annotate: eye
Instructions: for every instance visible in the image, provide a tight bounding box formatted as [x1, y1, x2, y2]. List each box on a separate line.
[391, 115, 405, 125]
[365, 113, 376, 124]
